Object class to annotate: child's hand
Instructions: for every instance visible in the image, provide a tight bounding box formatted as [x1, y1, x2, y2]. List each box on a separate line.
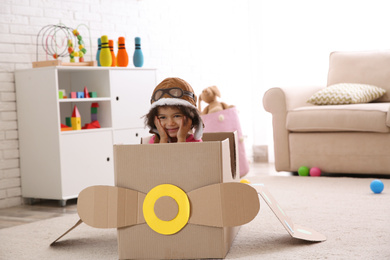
[154, 116, 169, 143]
[177, 116, 192, 142]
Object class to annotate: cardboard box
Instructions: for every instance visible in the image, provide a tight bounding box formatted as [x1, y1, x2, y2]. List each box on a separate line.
[114, 132, 242, 259]
[52, 132, 326, 259]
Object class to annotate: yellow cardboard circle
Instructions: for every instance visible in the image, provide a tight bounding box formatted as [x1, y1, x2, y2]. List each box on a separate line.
[143, 184, 190, 235]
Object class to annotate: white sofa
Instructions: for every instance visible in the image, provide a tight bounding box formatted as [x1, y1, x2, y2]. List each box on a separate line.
[263, 50, 390, 175]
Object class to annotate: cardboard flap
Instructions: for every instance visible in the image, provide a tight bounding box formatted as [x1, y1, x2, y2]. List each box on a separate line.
[251, 184, 326, 242]
[188, 182, 260, 227]
[50, 219, 83, 245]
[77, 185, 145, 228]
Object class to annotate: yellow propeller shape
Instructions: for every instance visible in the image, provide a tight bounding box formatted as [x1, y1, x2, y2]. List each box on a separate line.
[77, 182, 260, 234]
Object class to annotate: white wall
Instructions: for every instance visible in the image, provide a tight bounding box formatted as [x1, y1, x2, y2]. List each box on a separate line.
[0, 0, 255, 208]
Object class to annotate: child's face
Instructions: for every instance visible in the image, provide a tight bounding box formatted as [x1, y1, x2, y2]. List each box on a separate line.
[156, 106, 185, 138]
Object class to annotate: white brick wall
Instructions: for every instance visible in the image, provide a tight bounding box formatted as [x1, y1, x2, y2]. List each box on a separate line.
[0, 0, 257, 209]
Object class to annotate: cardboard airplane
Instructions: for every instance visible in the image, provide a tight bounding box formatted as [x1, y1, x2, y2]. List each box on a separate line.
[51, 132, 325, 259]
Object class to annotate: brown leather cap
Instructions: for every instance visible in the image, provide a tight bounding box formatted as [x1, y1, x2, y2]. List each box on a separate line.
[151, 77, 197, 107]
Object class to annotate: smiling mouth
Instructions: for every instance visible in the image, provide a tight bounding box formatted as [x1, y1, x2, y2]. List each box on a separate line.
[166, 128, 179, 134]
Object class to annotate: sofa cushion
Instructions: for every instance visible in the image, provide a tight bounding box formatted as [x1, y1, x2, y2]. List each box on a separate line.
[327, 51, 390, 102]
[286, 103, 390, 133]
[307, 83, 386, 105]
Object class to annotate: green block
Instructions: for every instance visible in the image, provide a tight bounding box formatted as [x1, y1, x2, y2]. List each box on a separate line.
[66, 117, 72, 127]
[89, 92, 97, 98]
[91, 107, 98, 114]
[58, 91, 63, 99]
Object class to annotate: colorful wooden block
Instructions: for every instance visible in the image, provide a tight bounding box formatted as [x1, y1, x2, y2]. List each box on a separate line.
[91, 102, 99, 115]
[89, 92, 97, 98]
[71, 106, 81, 130]
[70, 92, 77, 98]
[58, 89, 65, 99]
[60, 124, 72, 131]
[91, 107, 98, 114]
[84, 86, 90, 98]
[77, 92, 85, 98]
[91, 113, 98, 122]
[72, 106, 81, 117]
[71, 117, 81, 130]
[82, 120, 101, 129]
[66, 117, 72, 127]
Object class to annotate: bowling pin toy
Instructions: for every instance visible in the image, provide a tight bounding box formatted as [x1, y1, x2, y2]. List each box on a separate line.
[133, 37, 144, 67]
[109, 39, 116, 67]
[96, 38, 101, 66]
[99, 35, 112, 67]
[117, 37, 129, 67]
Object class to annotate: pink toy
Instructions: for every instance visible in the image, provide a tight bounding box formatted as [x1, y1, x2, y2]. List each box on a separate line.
[201, 107, 249, 177]
[310, 167, 322, 177]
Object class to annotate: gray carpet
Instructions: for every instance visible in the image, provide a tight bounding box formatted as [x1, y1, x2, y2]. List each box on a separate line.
[1, 175, 389, 259]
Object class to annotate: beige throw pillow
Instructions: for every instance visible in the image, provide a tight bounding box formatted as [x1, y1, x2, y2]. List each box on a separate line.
[307, 83, 386, 105]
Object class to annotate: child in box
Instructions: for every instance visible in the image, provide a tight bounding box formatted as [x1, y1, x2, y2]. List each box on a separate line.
[145, 77, 204, 143]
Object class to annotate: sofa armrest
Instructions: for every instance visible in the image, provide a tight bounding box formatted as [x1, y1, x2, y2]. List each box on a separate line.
[264, 86, 324, 112]
[262, 86, 323, 171]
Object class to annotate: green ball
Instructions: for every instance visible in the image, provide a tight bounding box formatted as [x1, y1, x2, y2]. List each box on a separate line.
[298, 166, 310, 176]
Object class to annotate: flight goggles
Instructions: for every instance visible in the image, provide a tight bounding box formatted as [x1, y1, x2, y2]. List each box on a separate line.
[151, 87, 195, 102]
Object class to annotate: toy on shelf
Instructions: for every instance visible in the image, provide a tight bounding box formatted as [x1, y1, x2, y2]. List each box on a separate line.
[82, 102, 101, 129]
[71, 105, 81, 130]
[96, 38, 101, 66]
[76, 92, 84, 98]
[91, 102, 99, 122]
[60, 123, 72, 131]
[109, 39, 116, 67]
[65, 117, 71, 127]
[82, 120, 101, 129]
[33, 23, 96, 68]
[89, 92, 97, 98]
[99, 35, 112, 67]
[58, 89, 65, 99]
[198, 86, 233, 115]
[117, 37, 129, 67]
[133, 37, 144, 67]
[83, 86, 90, 98]
[68, 87, 97, 99]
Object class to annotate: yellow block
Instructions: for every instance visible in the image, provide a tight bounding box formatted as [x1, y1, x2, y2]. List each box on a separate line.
[71, 117, 81, 130]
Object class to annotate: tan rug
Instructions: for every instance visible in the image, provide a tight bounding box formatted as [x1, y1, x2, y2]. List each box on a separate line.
[1, 175, 389, 259]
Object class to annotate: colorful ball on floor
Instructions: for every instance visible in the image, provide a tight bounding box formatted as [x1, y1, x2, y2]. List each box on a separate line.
[298, 166, 310, 176]
[309, 167, 321, 177]
[370, 179, 384, 194]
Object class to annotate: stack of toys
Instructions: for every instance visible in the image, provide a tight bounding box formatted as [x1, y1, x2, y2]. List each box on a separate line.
[82, 103, 100, 129]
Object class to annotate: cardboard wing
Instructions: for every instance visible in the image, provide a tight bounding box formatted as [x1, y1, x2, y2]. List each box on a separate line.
[76, 182, 259, 229]
[251, 183, 326, 242]
[51, 182, 260, 244]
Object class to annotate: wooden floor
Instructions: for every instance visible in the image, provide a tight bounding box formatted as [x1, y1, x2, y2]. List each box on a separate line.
[0, 162, 285, 229]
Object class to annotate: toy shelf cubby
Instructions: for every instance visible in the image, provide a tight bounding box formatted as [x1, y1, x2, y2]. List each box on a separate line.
[15, 66, 156, 206]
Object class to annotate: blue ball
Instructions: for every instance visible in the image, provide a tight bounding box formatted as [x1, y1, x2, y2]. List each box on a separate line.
[370, 179, 384, 194]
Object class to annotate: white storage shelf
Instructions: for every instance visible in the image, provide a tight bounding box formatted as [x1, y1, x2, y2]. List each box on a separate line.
[15, 66, 156, 205]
